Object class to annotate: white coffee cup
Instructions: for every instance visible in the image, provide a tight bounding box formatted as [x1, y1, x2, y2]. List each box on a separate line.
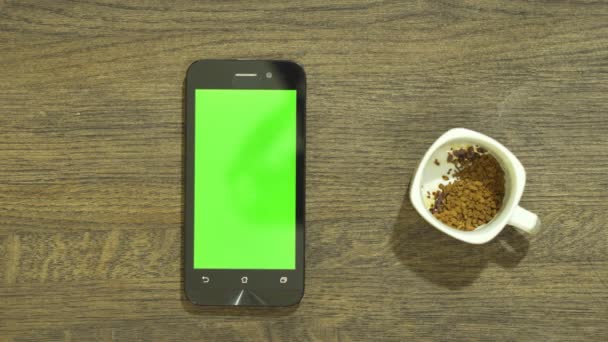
[409, 128, 540, 244]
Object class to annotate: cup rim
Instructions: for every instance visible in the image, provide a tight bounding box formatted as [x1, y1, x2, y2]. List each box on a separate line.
[409, 128, 526, 244]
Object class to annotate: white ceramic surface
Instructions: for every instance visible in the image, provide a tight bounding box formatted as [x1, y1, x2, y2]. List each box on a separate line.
[409, 128, 540, 244]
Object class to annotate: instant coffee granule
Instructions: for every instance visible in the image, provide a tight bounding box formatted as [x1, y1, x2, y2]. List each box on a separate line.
[430, 146, 505, 231]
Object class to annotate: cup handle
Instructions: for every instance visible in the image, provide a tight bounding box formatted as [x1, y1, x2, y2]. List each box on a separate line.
[508, 205, 541, 234]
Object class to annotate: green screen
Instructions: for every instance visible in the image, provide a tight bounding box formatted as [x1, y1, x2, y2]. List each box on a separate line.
[194, 89, 296, 269]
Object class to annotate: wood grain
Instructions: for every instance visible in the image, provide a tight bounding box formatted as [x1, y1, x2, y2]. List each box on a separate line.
[1, 0, 607, 341]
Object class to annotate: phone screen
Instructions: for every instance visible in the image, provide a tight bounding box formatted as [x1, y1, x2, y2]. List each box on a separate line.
[194, 89, 297, 270]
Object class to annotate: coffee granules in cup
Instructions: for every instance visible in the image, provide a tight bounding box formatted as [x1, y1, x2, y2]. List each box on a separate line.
[430, 146, 505, 231]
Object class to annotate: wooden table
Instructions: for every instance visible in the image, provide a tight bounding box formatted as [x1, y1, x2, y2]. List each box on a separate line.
[1, 1, 607, 341]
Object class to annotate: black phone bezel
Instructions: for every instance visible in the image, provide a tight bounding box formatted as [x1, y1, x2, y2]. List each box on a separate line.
[184, 60, 305, 306]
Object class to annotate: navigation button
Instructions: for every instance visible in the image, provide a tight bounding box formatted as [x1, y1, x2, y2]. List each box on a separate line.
[280, 276, 288, 284]
[241, 276, 248, 284]
[202, 276, 210, 283]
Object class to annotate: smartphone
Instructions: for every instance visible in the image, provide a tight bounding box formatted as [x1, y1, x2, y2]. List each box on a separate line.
[184, 60, 305, 306]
